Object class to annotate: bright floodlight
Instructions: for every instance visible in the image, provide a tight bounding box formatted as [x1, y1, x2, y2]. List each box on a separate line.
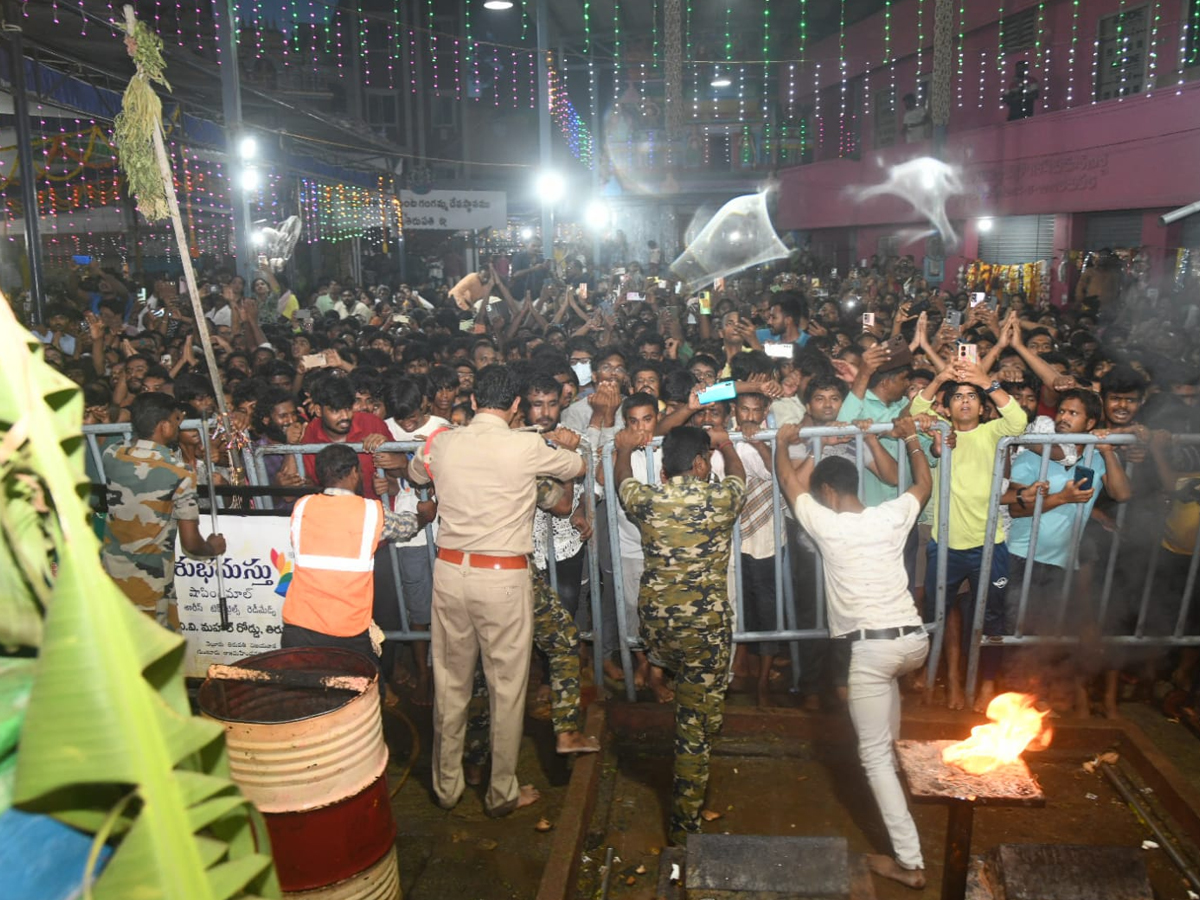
[977, 217, 995, 233]
[585, 200, 610, 230]
[251, 230, 265, 246]
[710, 68, 732, 88]
[238, 135, 258, 160]
[483, 0, 513, 9]
[239, 167, 260, 191]
[520, 226, 534, 241]
[535, 170, 566, 206]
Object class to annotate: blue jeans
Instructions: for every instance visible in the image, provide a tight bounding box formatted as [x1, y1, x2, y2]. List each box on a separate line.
[925, 541, 1009, 681]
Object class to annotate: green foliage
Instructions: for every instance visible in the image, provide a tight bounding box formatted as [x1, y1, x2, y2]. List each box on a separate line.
[0, 294, 278, 899]
[114, 20, 172, 222]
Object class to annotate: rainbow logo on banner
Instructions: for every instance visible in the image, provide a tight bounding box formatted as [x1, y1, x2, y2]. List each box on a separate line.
[271, 549, 293, 597]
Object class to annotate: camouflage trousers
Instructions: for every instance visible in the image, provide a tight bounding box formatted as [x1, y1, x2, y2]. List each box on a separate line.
[642, 613, 732, 846]
[464, 567, 583, 765]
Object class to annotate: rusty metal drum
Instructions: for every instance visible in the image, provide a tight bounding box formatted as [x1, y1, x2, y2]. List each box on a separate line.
[198, 647, 400, 898]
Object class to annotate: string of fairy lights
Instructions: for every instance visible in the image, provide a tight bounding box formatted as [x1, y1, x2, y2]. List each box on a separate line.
[0, 110, 401, 265]
[12, 0, 1200, 252]
[44, 0, 1195, 125]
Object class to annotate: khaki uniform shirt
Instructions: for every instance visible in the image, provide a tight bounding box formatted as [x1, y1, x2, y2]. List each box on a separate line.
[409, 412, 584, 555]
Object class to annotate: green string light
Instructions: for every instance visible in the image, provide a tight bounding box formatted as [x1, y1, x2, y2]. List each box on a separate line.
[995, 0, 1005, 110]
[1067, 0, 1080, 105]
[1117, 0, 1128, 100]
[838, 0, 848, 156]
[916, 0, 925, 92]
[1147, 0, 1160, 95]
[1035, 2, 1046, 106]
[884, 0, 894, 111]
[955, 0, 964, 107]
[762, 0, 770, 155]
[613, 0, 621, 98]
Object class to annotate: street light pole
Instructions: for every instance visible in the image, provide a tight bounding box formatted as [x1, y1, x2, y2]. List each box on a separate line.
[4, 0, 46, 323]
[216, 0, 254, 283]
[534, 0, 553, 247]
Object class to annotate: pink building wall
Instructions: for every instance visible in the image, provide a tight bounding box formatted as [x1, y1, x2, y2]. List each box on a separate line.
[774, 0, 1200, 294]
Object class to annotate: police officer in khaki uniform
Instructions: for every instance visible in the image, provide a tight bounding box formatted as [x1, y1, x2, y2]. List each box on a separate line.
[409, 365, 586, 817]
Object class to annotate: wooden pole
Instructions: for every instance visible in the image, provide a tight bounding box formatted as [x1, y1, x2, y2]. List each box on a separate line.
[122, 5, 228, 417]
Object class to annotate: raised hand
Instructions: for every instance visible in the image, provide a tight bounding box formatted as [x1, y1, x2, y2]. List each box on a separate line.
[615, 427, 649, 453]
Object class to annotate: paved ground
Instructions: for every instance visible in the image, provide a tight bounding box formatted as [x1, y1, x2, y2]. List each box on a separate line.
[380, 664, 1200, 900]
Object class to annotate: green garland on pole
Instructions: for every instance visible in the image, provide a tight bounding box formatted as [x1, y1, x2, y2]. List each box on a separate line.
[113, 21, 172, 222]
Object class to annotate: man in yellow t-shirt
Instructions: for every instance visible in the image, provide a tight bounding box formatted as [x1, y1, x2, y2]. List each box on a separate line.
[910, 359, 1027, 710]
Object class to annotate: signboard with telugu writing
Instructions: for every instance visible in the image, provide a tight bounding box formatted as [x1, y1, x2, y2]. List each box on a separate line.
[398, 189, 507, 231]
[175, 516, 292, 678]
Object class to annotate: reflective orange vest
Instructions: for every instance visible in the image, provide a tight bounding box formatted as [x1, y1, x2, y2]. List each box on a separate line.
[283, 493, 385, 637]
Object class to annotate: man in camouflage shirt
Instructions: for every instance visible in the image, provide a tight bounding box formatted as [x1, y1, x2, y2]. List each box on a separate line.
[102, 393, 226, 628]
[616, 424, 746, 845]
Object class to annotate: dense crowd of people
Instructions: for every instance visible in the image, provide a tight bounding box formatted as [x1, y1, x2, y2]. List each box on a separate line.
[34, 244, 1200, 713]
[29, 237, 1200, 857]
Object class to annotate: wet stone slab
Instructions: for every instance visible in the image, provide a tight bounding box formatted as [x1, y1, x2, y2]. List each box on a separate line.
[684, 834, 851, 899]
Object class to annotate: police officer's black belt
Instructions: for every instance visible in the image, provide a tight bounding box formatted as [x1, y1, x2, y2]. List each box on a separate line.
[839, 624, 928, 642]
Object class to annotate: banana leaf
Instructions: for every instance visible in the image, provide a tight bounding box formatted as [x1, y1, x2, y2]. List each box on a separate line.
[0, 294, 278, 900]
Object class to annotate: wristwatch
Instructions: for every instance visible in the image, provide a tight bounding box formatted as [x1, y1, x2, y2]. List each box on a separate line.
[984, 380, 1001, 394]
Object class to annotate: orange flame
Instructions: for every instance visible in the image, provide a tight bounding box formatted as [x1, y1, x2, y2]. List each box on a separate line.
[941, 692, 1053, 775]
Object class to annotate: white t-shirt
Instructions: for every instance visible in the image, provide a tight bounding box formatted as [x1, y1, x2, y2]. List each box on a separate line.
[206, 304, 232, 329]
[792, 492, 922, 637]
[616, 446, 662, 558]
[385, 415, 450, 547]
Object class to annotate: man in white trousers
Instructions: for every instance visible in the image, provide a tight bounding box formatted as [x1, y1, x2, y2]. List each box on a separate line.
[775, 416, 932, 890]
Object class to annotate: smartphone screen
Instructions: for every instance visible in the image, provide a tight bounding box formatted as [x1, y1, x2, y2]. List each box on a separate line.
[713, 277, 726, 292]
[697, 381, 736, 405]
[698, 291, 712, 315]
[970, 292, 987, 307]
[626, 292, 643, 302]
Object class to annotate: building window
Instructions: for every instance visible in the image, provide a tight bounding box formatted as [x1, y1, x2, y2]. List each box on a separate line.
[999, 8, 1038, 53]
[1095, 5, 1150, 101]
[365, 92, 398, 126]
[873, 87, 896, 149]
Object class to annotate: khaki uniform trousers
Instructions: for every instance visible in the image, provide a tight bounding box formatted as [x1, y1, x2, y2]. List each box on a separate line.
[431, 557, 533, 815]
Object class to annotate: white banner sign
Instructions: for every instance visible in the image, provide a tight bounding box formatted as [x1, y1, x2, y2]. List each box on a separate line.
[399, 189, 507, 231]
[175, 516, 291, 678]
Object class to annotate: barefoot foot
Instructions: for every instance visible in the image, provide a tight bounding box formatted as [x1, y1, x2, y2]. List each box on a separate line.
[602, 659, 626, 683]
[516, 783, 541, 810]
[866, 854, 926, 889]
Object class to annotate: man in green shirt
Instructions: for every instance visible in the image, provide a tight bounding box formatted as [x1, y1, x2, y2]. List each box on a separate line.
[837, 345, 915, 508]
[911, 359, 1028, 710]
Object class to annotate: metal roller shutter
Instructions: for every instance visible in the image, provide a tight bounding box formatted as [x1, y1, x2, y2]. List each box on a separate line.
[1181, 215, 1200, 249]
[1084, 211, 1144, 250]
[977, 215, 1055, 264]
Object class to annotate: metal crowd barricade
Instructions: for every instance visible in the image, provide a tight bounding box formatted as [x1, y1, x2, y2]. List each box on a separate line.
[255, 440, 437, 644]
[253, 438, 609, 691]
[84, 420, 257, 505]
[961, 432, 1200, 710]
[597, 423, 952, 702]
